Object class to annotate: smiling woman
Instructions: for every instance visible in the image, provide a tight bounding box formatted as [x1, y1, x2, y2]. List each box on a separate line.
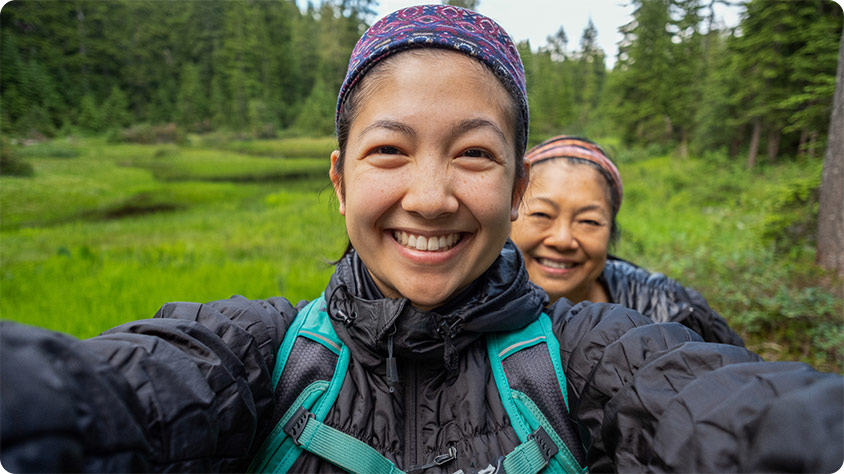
[0, 4, 841, 474]
[330, 49, 524, 309]
[512, 135, 744, 345]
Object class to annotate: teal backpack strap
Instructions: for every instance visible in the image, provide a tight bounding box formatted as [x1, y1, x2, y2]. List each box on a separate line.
[249, 295, 352, 473]
[281, 406, 406, 474]
[249, 295, 404, 474]
[487, 313, 587, 474]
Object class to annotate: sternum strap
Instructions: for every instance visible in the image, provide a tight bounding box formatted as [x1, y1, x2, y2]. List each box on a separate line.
[284, 407, 406, 474]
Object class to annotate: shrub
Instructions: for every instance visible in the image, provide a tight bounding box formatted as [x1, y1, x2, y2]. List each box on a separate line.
[15, 142, 80, 159]
[115, 123, 187, 144]
[0, 138, 34, 176]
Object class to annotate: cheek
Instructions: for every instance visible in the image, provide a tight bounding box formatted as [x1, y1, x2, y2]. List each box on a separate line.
[510, 219, 537, 249]
[464, 174, 516, 223]
[343, 168, 406, 222]
[585, 231, 611, 258]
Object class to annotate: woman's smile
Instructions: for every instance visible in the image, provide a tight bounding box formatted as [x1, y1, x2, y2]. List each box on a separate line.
[535, 256, 580, 272]
[391, 230, 465, 252]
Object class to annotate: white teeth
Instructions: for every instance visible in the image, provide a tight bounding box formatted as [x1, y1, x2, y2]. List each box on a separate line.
[539, 258, 575, 269]
[392, 231, 461, 252]
[428, 238, 439, 251]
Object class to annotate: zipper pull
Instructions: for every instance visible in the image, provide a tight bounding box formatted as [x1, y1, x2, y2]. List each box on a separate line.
[407, 446, 458, 473]
[434, 446, 457, 465]
[386, 334, 398, 393]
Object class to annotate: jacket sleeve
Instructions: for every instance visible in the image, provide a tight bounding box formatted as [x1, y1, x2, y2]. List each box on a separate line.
[603, 257, 745, 346]
[678, 285, 746, 346]
[549, 300, 844, 473]
[0, 295, 299, 473]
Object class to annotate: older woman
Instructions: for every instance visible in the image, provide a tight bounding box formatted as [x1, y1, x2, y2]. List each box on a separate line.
[511, 135, 744, 345]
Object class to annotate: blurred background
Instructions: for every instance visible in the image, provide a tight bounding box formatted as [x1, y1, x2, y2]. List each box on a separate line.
[0, 0, 841, 371]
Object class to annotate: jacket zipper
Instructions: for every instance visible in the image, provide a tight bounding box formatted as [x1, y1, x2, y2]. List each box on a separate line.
[404, 359, 418, 469]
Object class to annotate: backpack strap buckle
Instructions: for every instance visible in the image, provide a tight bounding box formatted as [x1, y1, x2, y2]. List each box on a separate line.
[528, 427, 558, 463]
[283, 406, 315, 446]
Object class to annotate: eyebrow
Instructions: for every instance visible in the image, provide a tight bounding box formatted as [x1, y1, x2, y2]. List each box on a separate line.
[358, 120, 417, 140]
[529, 197, 608, 216]
[356, 117, 508, 145]
[530, 196, 559, 211]
[450, 118, 507, 143]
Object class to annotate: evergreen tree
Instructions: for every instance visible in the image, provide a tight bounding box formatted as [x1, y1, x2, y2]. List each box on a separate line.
[101, 86, 132, 130]
[176, 63, 206, 130]
[608, 0, 674, 144]
[573, 19, 607, 135]
[78, 94, 103, 133]
[293, 76, 337, 136]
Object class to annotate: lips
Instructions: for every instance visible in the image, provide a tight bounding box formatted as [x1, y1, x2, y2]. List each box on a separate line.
[392, 230, 463, 252]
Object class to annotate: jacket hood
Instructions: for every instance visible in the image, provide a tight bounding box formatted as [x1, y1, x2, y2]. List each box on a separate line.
[325, 240, 548, 370]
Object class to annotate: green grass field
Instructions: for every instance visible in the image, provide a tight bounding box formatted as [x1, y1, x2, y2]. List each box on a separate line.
[1, 136, 841, 371]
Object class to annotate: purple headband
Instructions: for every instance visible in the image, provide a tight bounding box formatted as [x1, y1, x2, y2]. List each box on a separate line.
[336, 4, 529, 151]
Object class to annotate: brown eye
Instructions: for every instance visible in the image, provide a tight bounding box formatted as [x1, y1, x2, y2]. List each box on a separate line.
[377, 146, 401, 155]
[461, 148, 494, 160]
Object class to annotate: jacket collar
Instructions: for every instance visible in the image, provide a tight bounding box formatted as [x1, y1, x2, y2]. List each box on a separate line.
[325, 240, 548, 370]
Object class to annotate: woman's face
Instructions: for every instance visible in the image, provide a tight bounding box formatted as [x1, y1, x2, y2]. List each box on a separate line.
[511, 160, 612, 304]
[330, 50, 526, 310]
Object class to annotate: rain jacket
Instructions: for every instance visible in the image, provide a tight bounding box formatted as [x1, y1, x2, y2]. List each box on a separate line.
[601, 256, 745, 346]
[1, 242, 841, 473]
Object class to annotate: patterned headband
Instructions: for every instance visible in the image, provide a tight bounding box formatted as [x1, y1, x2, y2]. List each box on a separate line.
[525, 136, 623, 213]
[336, 4, 529, 152]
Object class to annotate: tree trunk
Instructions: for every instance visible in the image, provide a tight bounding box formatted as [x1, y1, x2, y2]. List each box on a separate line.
[817, 28, 844, 282]
[678, 128, 689, 159]
[809, 131, 818, 159]
[77, 6, 89, 93]
[747, 118, 761, 169]
[798, 129, 808, 158]
[767, 128, 780, 162]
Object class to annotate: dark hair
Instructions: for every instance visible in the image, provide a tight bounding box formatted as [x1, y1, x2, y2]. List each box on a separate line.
[530, 156, 622, 249]
[333, 49, 528, 260]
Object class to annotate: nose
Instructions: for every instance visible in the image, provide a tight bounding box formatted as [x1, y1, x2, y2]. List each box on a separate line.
[401, 158, 459, 219]
[544, 219, 578, 251]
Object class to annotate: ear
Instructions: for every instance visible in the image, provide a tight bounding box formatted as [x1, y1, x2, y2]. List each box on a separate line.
[329, 150, 345, 216]
[510, 161, 530, 221]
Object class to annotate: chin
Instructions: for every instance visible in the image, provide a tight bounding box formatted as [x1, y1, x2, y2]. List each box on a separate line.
[400, 282, 458, 311]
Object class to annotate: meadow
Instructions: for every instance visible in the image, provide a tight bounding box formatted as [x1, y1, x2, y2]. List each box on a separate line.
[1, 136, 841, 371]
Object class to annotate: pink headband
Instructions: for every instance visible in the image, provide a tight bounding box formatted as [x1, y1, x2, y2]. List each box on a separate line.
[525, 136, 623, 213]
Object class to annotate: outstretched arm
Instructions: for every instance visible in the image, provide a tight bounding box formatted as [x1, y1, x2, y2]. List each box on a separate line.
[549, 299, 843, 472]
[0, 296, 298, 473]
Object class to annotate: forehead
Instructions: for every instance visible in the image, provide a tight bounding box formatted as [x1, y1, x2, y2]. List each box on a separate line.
[358, 50, 513, 112]
[528, 159, 612, 202]
[350, 50, 516, 136]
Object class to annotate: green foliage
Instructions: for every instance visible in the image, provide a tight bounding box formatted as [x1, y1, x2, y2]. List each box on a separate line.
[2, 137, 840, 373]
[292, 77, 337, 136]
[216, 136, 337, 159]
[115, 123, 187, 145]
[1, 0, 840, 160]
[0, 137, 34, 177]
[101, 86, 132, 130]
[443, 0, 480, 10]
[0, 138, 345, 329]
[13, 141, 80, 159]
[615, 152, 842, 372]
[0, 0, 367, 137]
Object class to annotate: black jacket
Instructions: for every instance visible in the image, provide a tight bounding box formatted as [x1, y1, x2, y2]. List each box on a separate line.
[1, 242, 841, 473]
[601, 256, 745, 346]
